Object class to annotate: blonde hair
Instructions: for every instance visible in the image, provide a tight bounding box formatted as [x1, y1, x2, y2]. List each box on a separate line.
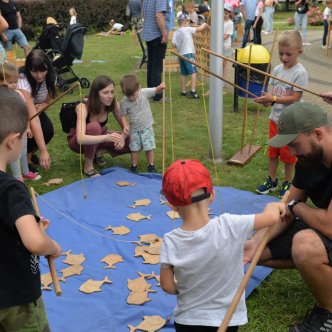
[69, 7, 77, 16]
[278, 30, 302, 50]
[0, 63, 18, 83]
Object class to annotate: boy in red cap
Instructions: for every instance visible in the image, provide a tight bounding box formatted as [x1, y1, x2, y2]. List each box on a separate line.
[160, 159, 286, 332]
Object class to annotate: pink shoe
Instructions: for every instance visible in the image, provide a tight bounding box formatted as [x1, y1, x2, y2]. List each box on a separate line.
[22, 171, 41, 181]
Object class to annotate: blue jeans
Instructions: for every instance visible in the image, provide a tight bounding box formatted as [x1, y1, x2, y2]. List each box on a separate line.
[294, 12, 308, 41]
[264, 6, 274, 32]
[146, 36, 167, 101]
[242, 19, 255, 48]
[323, 20, 329, 46]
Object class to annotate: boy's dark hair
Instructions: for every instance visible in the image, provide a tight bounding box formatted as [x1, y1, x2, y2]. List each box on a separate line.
[0, 86, 28, 144]
[0, 63, 18, 82]
[120, 74, 140, 97]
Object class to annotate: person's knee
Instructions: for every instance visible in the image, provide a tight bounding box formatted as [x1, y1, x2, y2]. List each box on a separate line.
[86, 121, 102, 135]
[292, 230, 321, 264]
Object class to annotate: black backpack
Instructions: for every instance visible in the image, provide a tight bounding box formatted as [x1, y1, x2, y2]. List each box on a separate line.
[59, 101, 80, 133]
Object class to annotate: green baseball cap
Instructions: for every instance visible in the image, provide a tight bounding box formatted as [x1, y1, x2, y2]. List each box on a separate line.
[267, 102, 328, 147]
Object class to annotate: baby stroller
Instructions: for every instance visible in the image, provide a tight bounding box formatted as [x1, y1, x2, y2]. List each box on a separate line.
[35, 22, 90, 90]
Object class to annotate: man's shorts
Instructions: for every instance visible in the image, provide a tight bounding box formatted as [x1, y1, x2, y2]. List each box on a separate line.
[268, 119, 297, 163]
[0, 296, 50, 332]
[3, 29, 29, 50]
[179, 53, 197, 76]
[268, 218, 332, 266]
[129, 126, 156, 152]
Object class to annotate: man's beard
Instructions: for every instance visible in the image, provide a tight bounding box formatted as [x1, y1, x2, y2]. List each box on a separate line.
[297, 141, 324, 170]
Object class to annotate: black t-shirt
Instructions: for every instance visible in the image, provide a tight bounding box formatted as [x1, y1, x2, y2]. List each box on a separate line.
[0, 171, 41, 309]
[293, 163, 332, 209]
[0, 0, 19, 29]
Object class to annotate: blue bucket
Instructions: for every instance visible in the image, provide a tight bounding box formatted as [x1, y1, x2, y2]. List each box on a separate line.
[237, 77, 268, 98]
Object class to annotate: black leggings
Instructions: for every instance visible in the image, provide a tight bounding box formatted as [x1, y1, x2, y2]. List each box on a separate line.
[174, 322, 239, 332]
[27, 112, 54, 153]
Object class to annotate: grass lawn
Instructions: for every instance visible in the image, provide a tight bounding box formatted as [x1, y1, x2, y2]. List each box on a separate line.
[16, 17, 319, 330]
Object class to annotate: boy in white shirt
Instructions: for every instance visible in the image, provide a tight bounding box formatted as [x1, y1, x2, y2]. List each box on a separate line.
[172, 14, 209, 99]
[160, 159, 286, 332]
[223, 4, 234, 86]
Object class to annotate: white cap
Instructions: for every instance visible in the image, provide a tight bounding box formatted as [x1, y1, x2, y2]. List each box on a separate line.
[224, 3, 233, 12]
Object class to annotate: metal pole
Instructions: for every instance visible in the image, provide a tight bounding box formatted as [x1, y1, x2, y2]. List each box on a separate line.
[209, 0, 224, 160]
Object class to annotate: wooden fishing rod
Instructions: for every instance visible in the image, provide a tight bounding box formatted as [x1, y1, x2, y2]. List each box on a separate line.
[218, 191, 290, 332]
[30, 187, 62, 296]
[202, 48, 321, 98]
[170, 50, 258, 98]
[29, 83, 79, 121]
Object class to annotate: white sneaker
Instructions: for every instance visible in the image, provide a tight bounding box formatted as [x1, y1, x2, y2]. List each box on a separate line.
[302, 42, 312, 46]
[322, 45, 327, 49]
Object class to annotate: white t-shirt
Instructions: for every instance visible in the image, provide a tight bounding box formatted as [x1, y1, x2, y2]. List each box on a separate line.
[224, 19, 234, 48]
[172, 27, 196, 55]
[17, 75, 49, 104]
[70, 16, 77, 25]
[255, 1, 264, 16]
[160, 213, 255, 327]
[324, 7, 331, 20]
[269, 62, 308, 123]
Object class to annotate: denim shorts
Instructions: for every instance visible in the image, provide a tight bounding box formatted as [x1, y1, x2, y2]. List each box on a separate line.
[129, 126, 156, 152]
[179, 53, 197, 76]
[268, 218, 332, 266]
[3, 29, 29, 49]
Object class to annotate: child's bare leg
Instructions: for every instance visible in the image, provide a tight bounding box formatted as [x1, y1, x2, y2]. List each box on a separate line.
[146, 150, 154, 165]
[223, 59, 228, 81]
[268, 157, 279, 181]
[181, 75, 187, 93]
[284, 162, 295, 182]
[131, 151, 139, 166]
[190, 73, 197, 92]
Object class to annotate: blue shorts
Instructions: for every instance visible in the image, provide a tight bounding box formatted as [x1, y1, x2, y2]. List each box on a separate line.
[3, 29, 29, 50]
[129, 127, 156, 152]
[179, 53, 197, 76]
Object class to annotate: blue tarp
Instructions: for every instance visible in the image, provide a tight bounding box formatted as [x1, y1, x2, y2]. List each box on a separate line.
[38, 167, 277, 331]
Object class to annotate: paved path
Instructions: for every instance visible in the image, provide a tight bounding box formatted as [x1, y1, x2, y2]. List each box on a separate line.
[225, 29, 332, 110]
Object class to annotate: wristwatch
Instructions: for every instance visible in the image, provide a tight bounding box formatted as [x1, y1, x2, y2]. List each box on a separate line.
[288, 199, 300, 215]
[271, 95, 277, 106]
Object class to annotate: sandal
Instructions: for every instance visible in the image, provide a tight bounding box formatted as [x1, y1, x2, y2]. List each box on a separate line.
[83, 169, 101, 178]
[93, 156, 107, 167]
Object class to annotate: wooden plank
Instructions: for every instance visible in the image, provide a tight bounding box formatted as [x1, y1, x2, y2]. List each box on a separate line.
[227, 145, 261, 166]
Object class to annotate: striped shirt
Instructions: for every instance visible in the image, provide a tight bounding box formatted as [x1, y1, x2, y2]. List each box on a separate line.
[120, 88, 155, 131]
[17, 75, 48, 104]
[142, 0, 171, 42]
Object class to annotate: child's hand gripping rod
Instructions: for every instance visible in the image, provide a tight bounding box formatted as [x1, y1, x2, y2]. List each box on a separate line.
[30, 187, 62, 296]
[218, 191, 290, 331]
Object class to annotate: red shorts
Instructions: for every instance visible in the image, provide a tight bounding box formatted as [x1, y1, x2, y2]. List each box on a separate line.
[268, 119, 297, 164]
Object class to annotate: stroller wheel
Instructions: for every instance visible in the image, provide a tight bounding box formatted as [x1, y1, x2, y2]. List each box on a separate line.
[80, 77, 90, 89]
[62, 84, 70, 92]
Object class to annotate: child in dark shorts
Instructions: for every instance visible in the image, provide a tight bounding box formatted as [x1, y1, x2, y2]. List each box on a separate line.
[0, 86, 61, 331]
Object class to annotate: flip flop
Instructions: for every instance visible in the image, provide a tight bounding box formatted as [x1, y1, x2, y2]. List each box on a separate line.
[83, 169, 101, 178]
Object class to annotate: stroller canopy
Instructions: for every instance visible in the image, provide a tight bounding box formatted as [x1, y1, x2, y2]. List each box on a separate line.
[61, 23, 87, 60]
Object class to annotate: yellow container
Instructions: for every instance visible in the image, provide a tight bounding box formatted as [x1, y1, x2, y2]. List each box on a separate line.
[15, 58, 25, 68]
[237, 45, 270, 64]
[5, 50, 16, 64]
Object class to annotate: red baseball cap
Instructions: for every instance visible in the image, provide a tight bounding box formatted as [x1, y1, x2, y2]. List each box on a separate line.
[162, 160, 213, 206]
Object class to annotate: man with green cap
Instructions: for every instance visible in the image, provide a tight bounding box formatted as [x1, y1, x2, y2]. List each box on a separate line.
[245, 102, 332, 331]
